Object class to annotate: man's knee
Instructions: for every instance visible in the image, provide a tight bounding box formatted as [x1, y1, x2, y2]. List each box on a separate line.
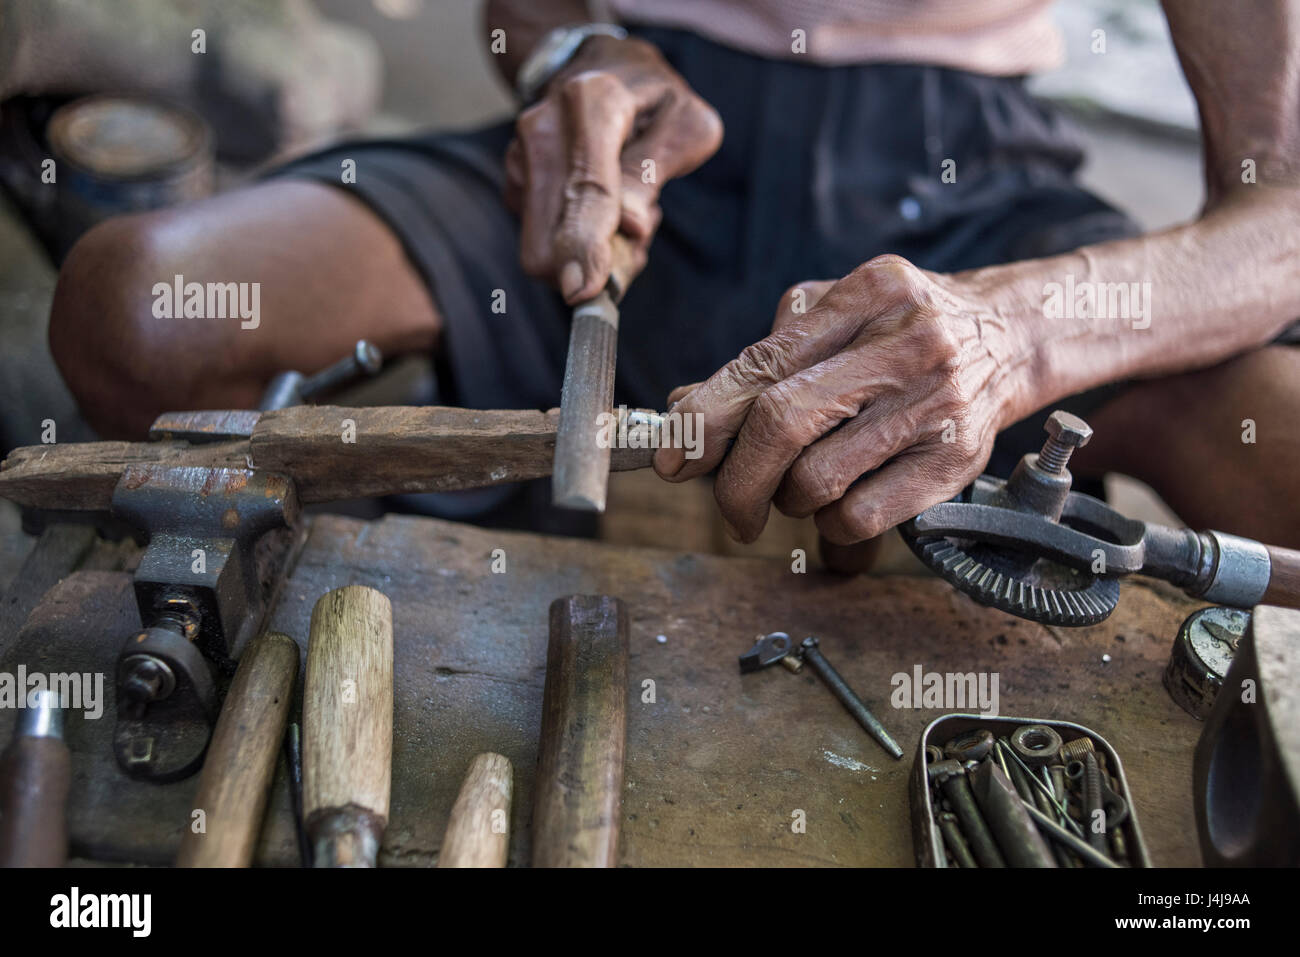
[1086, 346, 1300, 544]
[50, 214, 187, 438]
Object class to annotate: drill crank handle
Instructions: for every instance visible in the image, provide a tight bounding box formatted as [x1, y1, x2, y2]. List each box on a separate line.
[1165, 529, 1300, 611]
[1261, 544, 1300, 608]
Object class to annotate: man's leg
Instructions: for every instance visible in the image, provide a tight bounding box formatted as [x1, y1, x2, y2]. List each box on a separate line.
[1075, 346, 1300, 547]
[49, 180, 440, 438]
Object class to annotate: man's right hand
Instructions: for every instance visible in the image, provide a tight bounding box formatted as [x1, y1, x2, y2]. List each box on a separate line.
[503, 34, 723, 303]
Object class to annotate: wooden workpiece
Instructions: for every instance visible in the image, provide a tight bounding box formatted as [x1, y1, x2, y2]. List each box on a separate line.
[0, 405, 658, 511]
[0, 513, 1208, 866]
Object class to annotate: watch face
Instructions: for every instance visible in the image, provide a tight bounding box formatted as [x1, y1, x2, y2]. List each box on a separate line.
[1185, 606, 1250, 680]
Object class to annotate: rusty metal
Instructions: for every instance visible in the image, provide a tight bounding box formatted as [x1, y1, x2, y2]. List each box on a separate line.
[113, 622, 217, 782]
[260, 340, 383, 411]
[970, 759, 1057, 867]
[739, 632, 901, 759]
[108, 464, 297, 781]
[148, 410, 262, 443]
[928, 759, 1004, 868]
[902, 409, 1290, 626]
[943, 728, 994, 763]
[912, 715, 1151, 867]
[1010, 724, 1063, 768]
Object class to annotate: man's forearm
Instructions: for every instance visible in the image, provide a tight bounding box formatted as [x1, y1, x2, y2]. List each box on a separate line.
[484, 0, 595, 87]
[955, 186, 1300, 428]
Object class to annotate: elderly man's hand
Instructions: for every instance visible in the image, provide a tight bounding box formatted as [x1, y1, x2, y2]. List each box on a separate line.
[653, 255, 1038, 544]
[504, 35, 723, 303]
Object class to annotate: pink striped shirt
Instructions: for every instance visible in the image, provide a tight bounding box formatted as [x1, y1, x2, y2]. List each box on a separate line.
[603, 0, 1064, 75]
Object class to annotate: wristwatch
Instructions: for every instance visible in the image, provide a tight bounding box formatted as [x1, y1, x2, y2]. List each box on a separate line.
[516, 22, 628, 105]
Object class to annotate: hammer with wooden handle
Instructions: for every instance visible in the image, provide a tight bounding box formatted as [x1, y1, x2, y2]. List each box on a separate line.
[303, 585, 393, 868]
[437, 752, 513, 868]
[177, 631, 298, 867]
[552, 237, 643, 512]
[0, 690, 70, 867]
[531, 595, 629, 867]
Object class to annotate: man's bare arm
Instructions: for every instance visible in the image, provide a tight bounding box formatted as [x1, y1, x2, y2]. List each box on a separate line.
[967, 0, 1300, 418]
[657, 0, 1300, 545]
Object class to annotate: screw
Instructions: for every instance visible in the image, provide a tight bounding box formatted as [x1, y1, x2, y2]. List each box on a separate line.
[1083, 752, 1107, 851]
[1037, 411, 1093, 474]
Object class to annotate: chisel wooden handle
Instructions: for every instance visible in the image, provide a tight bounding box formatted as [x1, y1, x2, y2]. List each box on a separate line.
[176, 631, 298, 867]
[0, 691, 69, 867]
[552, 236, 642, 513]
[438, 752, 513, 868]
[532, 595, 628, 867]
[303, 585, 393, 868]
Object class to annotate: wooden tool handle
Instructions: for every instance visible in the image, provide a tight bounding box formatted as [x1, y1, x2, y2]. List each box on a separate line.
[437, 752, 513, 868]
[532, 595, 628, 867]
[552, 236, 642, 513]
[176, 631, 298, 867]
[553, 292, 620, 512]
[304, 585, 394, 867]
[1264, 545, 1300, 608]
[604, 233, 642, 304]
[0, 736, 70, 867]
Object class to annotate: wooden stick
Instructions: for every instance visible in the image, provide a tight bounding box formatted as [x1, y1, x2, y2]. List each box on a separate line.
[0, 406, 659, 512]
[531, 595, 628, 868]
[437, 752, 513, 868]
[303, 585, 393, 868]
[176, 631, 299, 867]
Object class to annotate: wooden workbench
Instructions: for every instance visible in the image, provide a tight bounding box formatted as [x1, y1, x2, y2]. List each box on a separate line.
[0, 512, 1206, 866]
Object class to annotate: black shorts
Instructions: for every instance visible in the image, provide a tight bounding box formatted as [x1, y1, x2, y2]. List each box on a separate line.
[274, 26, 1144, 525]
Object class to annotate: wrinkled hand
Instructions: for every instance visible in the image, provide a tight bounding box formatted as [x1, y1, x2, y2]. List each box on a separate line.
[653, 255, 1036, 544]
[504, 35, 723, 303]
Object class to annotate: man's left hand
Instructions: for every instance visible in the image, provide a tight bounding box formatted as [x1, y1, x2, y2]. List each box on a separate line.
[653, 255, 1038, 544]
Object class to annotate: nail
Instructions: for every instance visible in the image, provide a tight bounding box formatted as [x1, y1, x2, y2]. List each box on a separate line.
[560, 261, 585, 299]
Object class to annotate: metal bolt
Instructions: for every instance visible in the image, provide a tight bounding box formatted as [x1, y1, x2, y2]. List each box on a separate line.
[120, 654, 175, 718]
[1083, 752, 1107, 851]
[1037, 411, 1093, 474]
[928, 760, 1005, 867]
[937, 811, 978, 868]
[299, 340, 383, 402]
[799, 636, 902, 759]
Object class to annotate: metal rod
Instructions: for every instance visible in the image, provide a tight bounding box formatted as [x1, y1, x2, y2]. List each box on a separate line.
[799, 637, 902, 759]
[1022, 802, 1118, 868]
[999, 740, 1083, 837]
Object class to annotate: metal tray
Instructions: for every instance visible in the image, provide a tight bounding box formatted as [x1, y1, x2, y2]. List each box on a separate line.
[909, 713, 1151, 867]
